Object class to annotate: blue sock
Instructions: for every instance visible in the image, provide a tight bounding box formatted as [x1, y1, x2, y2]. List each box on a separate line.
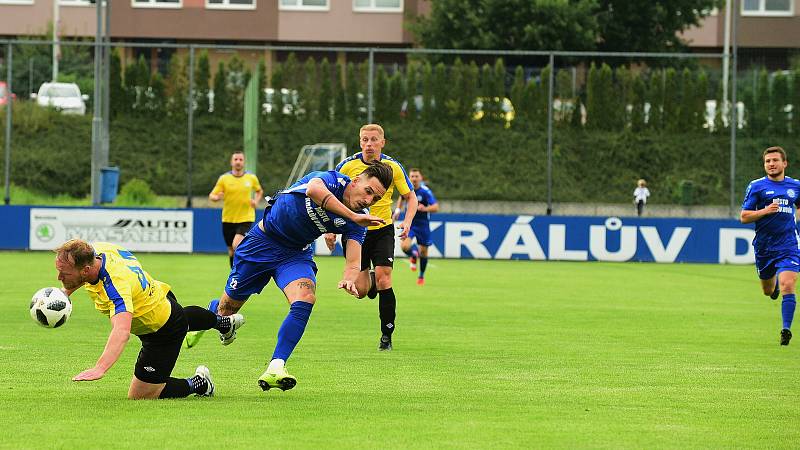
[403, 247, 414, 257]
[782, 294, 796, 330]
[272, 301, 314, 362]
[420, 257, 428, 276]
[208, 298, 219, 314]
[411, 244, 419, 257]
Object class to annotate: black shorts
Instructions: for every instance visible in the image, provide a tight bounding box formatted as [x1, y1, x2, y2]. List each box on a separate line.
[344, 225, 395, 271]
[222, 221, 253, 247]
[134, 292, 188, 384]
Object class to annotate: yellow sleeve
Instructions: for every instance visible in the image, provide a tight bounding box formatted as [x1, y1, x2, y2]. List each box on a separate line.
[251, 174, 263, 192]
[211, 175, 225, 195]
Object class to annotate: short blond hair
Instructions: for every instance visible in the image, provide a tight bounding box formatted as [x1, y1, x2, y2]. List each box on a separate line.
[637, 179, 646, 186]
[359, 123, 385, 138]
[54, 239, 95, 269]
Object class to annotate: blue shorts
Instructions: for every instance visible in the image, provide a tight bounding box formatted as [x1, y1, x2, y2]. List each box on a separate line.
[755, 249, 800, 280]
[408, 223, 432, 247]
[225, 225, 318, 301]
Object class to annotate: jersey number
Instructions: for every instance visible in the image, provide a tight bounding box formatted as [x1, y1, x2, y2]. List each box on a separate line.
[127, 266, 148, 290]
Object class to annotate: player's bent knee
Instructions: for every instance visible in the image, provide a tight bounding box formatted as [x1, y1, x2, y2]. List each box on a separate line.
[128, 377, 165, 400]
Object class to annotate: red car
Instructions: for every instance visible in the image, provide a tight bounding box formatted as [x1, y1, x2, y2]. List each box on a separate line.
[0, 81, 15, 106]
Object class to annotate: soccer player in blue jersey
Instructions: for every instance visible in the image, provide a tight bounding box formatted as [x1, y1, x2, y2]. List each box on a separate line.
[54, 239, 242, 399]
[394, 168, 439, 285]
[740, 146, 800, 346]
[209, 161, 393, 391]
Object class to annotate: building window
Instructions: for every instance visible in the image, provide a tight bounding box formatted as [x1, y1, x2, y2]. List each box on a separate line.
[0, 0, 34, 5]
[132, 0, 182, 9]
[207, 0, 255, 10]
[59, 0, 92, 5]
[353, 0, 402, 13]
[742, 0, 793, 16]
[279, 0, 328, 11]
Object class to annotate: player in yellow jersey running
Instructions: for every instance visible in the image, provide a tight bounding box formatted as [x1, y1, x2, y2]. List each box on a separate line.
[53, 239, 244, 399]
[209, 151, 264, 268]
[325, 124, 418, 351]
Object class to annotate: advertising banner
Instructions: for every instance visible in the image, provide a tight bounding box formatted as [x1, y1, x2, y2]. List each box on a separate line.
[314, 215, 756, 264]
[29, 208, 193, 252]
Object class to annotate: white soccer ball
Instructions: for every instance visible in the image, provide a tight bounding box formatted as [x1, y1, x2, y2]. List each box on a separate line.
[30, 287, 72, 328]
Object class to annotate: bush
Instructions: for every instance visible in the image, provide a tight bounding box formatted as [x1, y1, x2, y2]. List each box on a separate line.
[115, 178, 156, 206]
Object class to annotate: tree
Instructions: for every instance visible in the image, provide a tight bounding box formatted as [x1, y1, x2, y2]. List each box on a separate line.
[333, 63, 346, 121]
[318, 58, 332, 121]
[165, 53, 188, 117]
[213, 61, 228, 115]
[196, 50, 211, 114]
[596, 0, 718, 54]
[109, 49, 124, 118]
[410, 0, 717, 56]
[410, 0, 598, 51]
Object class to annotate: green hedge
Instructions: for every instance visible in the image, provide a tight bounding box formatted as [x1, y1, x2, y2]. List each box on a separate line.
[0, 104, 783, 205]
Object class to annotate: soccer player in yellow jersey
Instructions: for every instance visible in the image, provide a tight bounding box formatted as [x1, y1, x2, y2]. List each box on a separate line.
[325, 124, 418, 351]
[209, 151, 264, 267]
[53, 239, 244, 399]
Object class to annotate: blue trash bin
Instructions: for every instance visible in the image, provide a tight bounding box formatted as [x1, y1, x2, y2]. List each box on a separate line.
[100, 167, 120, 204]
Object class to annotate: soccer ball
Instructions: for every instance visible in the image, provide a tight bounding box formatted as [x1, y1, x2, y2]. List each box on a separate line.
[30, 287, 72, 328]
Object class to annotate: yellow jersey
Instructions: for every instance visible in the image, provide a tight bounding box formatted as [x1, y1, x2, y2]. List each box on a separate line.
[211, 172, 263, 223]
[83, 242, 172, 336]
[335, 153, 413, 231]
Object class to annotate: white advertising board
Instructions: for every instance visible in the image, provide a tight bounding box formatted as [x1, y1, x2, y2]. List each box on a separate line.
[30, 208, 193, 252]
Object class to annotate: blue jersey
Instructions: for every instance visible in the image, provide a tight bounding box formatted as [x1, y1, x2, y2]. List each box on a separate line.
[741, 176, 800, 254]
[412, 184, 437, 228]
[260, 171, 367, 250]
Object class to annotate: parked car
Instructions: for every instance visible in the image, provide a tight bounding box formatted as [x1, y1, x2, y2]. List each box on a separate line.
[0, 81, 15, 106]
[262, 87, 303, 116]
[31, 82, 88, 115]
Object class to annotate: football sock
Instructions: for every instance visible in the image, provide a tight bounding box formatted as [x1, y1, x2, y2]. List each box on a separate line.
[267, 358, 285, 373]
[782, 293, 796, 330]
[420, 257, 428, 277]
[186, 375, 209, 395]
[208, 298, 219, 314]
[158, 377, 193, 398]
[183, 305, 218, 331]
[272, 301, 314, 361]
[378, 288, 396, 337]
[411, 244, 419, 257]
[215, 315, 233, 334]
[229, 256, 234, 268]
[403, 247, 414, 257]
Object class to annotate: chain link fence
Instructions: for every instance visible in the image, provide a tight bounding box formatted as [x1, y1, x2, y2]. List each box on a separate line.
[2, 39, 796, 216]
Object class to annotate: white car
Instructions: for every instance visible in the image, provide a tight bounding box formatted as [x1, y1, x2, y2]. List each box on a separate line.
[32, 82, 88, 115]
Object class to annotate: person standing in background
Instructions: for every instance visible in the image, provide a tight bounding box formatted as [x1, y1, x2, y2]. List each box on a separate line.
[209, 151, 264, 268]
[633, 179, 650, 217]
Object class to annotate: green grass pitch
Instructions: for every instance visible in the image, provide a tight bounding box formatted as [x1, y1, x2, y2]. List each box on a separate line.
[1, 251, 799, 449]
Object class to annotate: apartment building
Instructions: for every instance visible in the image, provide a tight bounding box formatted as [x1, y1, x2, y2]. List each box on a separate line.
[682, 0, 800, 68]
[0, 0, 431, 74]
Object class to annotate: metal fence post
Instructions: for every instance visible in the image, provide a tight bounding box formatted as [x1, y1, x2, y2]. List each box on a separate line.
[186, 44, 195, 208]
[4, 43, 12, 205]
[90, 0, 103, 205]
[729, 0, 739, 218]
[546, 53, 555, 215]
[367, 48, 374, 124]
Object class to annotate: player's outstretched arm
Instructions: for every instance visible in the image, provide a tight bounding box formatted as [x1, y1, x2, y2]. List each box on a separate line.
[306, 178, 384, 227]
[73, 312, 132, 381]
[337, 240, 363, 297]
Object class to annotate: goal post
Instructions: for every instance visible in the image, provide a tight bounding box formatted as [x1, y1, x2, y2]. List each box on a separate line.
[285, 143, 348, 188]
